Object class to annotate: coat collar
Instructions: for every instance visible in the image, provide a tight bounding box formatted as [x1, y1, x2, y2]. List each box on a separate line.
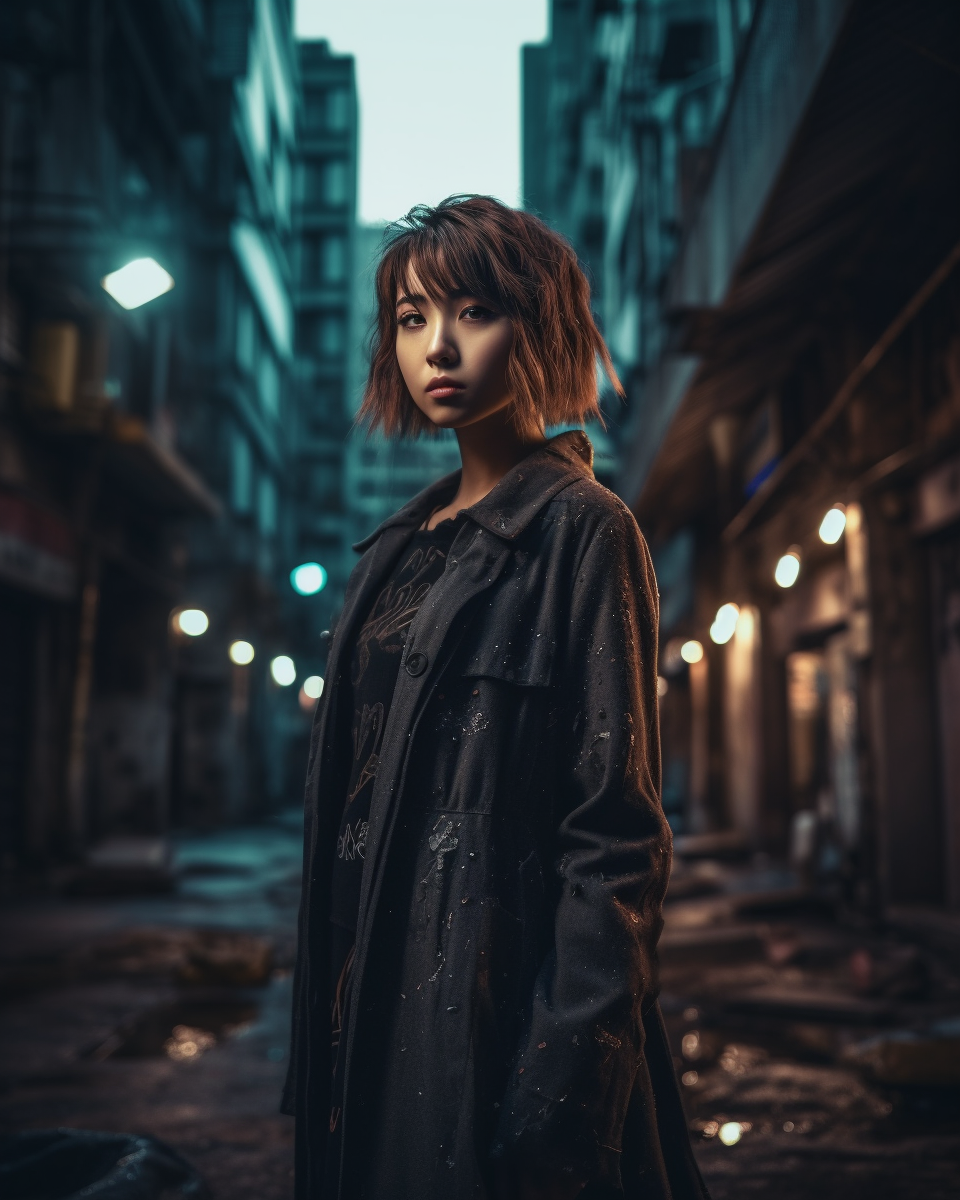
[352, 430, 595, 553]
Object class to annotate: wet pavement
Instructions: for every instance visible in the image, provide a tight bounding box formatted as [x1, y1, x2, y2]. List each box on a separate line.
[661, 856, 960, 1198]
[1, 820, 959, 1198]
[0, 816, 303, 1199]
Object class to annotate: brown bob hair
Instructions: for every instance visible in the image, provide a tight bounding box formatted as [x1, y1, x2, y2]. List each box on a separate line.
[358, 195, 622, 439]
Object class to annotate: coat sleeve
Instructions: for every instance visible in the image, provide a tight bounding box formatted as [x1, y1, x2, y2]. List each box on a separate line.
[492, 500, 672, 1188]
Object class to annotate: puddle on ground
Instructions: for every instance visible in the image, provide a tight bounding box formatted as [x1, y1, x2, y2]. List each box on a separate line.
[662, 1006, 960, 1143]
[85, 998, 259, 1062]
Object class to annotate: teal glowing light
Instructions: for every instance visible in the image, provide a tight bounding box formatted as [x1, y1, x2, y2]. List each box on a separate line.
[290, 562, 327, 596]
[102, 257, 174, 310]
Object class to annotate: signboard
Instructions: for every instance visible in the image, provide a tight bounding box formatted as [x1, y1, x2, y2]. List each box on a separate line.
[0, 491, 77, 600]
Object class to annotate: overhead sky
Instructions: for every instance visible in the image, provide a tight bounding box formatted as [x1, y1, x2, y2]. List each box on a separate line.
[294, 0, 549, 226]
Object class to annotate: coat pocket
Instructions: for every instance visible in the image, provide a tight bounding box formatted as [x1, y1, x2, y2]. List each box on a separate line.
[458, 633, 555, 687]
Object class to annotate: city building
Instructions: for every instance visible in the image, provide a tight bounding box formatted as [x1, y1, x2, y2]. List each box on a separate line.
[0, 0, 358, 874]
[525, 0, 960, 915]
[290, 37, 357, 638]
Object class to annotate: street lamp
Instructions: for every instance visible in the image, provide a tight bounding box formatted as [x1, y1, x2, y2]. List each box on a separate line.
[101, 257, 174, 310]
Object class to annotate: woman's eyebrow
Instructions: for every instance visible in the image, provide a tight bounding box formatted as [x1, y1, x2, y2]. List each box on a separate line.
[395, 293, 426, 308]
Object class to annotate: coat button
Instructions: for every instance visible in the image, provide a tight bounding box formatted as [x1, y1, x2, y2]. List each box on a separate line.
[405, 651, 428, 676]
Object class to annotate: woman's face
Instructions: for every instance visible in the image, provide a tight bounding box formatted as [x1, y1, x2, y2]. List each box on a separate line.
[395, 274, 516, 430]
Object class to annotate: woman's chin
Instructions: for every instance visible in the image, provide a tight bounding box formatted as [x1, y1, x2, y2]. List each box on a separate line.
[415, 401, 471, 430]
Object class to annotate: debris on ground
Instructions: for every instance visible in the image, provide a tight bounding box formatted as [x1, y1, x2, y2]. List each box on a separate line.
[64, 838, 176, 897]
[842, 1019, 960, 1085]
[0, 1129, 210, 1199]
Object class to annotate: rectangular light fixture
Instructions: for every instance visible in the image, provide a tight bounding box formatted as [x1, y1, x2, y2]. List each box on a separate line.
[101, 257, 174, 310]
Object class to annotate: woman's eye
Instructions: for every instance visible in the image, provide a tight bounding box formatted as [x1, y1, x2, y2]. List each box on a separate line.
[397, 311, 425, 327]
[461, 305, 492, 321]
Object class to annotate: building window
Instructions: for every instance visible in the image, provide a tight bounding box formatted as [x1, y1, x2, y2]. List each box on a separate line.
[318, 314, 344, 357]
[322, 160, 349, 206]
[303, 87, 326, 131]
[273, 148, 291, 222]
[321, 236, 346, 283]
[258, 350, 280, 417]
[236, 297, 257, 374]
[298, 159, 349, 207]
[303, 86, 351, 133]
[299, 312, 345, 358]
[258, 473, 278, 536]
[300, 236, 347, 285]
[231, 428, 253, 514]
[326, 88, 350, 131]
[298, 163, 323, 204]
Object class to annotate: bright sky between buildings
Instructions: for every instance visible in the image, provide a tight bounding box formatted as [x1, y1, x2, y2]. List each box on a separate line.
[294, 0, 549, 225]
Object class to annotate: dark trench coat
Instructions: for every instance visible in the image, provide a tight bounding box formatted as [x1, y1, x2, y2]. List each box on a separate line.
[283, 431, 709, 1200]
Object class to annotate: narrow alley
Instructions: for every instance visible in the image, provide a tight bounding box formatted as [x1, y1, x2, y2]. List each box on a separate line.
[2, 822, 958, 1198]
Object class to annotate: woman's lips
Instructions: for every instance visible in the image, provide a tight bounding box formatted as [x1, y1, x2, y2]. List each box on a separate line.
[425, 378, 466, 400]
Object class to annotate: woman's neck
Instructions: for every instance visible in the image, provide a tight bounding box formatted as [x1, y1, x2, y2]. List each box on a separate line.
[453, 409, 546, 509]
[424, 408, 546, 530]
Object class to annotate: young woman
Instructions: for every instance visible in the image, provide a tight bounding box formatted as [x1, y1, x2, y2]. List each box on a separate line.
[283, 196, 708, 1200]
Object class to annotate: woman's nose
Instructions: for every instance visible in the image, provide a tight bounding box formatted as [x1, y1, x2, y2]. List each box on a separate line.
[426, 319, 458, 367]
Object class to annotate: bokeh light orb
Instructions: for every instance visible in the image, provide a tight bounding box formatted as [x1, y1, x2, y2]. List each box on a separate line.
[229, 640, 255, 665]
[718, 1122, 743, 1146]
[290, 562, 327, 596]
[303, 675, 324, 699]
[774, 550, 801, 588]
[709, 603, 740, 645]
[680, 639, 704, 664]
[174, 608, 209, 637]
[818, 505, 846, 544]
[270, 655, 296, 686]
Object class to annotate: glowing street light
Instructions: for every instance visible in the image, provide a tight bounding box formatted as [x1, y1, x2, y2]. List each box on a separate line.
[709, 603, 740, 645]
[270, 655, 296, 686]
[774, 550, 801, 588]
[173, 608, 208, 637]
[229, 640, 255, 665]
[290, 562, 327, 596]
[818, 504, 847, 544]
[101, 257, 174, 310]
[680, 639, 704, 664]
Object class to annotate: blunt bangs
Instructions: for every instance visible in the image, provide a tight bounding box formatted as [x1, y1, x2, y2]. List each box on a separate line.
[359, 195, 621, 439]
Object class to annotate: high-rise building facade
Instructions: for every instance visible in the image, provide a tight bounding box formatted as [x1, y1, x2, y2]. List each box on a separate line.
[0, 0, 358, 873]
[290, 39, 357, 630]
[524, 0, 960, 918]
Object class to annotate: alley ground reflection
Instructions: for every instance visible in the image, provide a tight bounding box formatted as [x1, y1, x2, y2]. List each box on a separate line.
[0, 819, 302, 1200]
[2, 821, 959, 1198]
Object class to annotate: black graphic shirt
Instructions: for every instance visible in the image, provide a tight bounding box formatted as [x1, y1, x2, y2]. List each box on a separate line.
[324, 514, 464, 1158]
[330, 513, 464, 934]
